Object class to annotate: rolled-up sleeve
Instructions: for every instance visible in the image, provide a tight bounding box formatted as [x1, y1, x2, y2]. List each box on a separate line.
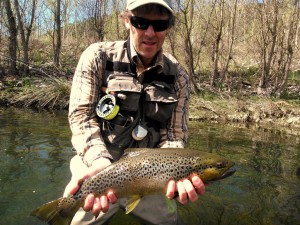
[68, 44, 113, 166]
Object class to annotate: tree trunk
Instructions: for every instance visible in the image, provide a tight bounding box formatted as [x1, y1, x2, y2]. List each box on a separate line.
[176, 0, 200, 93]
[0, 1, 3, 44]
[220, 0, 237, 88]
[275, 0, 299, 97]
[14, 0, 36, 75]
[257, 2, 278, 96]
[211, 0, 225, 88]
[53, 0, 61, 67]
[4, 0, 18, 76]
[94, 0, 106, 41]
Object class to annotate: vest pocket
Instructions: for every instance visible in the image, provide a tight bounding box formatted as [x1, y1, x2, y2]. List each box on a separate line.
[144, 82, 178, 124]
[106, 72, 142, 112]
[101, 115, 137, 149]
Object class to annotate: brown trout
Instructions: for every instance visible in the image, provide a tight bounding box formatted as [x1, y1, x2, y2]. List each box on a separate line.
[31, 148, 236, 225]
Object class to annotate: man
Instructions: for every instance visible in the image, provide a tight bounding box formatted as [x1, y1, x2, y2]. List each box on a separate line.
[65, 0, 205, 224]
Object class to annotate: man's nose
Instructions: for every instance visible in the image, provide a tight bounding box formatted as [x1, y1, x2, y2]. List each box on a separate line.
[145, 25, 155, 36]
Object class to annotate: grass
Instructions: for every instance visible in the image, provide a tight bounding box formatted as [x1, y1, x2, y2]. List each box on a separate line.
[12, 77, 71, 110]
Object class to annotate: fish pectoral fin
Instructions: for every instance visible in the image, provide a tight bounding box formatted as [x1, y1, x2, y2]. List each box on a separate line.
[125, 195, 141, 214]
[165, 196, 176, 213]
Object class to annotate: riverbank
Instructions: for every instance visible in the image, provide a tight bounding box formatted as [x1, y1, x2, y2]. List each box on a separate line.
[189, 92, 300, 135]
[1, 76, 300, 133]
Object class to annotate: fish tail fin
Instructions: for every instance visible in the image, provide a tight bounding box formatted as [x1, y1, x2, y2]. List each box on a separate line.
[31, 197, 82, 225]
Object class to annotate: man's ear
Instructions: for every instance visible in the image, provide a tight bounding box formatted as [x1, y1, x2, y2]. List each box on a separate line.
[124, 17, 131, 30]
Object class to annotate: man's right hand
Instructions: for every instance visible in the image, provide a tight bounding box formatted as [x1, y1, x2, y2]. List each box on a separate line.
[64, 156, 118, 216]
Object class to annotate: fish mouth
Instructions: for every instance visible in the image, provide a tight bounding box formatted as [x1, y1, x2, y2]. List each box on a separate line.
[221, 166, 236, 179]
[209, 166, 236, 182]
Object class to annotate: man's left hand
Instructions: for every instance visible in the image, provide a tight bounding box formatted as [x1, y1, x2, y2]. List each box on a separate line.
[166, 175, 205, 204]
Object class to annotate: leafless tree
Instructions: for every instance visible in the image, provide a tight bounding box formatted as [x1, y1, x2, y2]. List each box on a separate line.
[93, 0, 107, 41]
[0, 1, 3, 44]
[0, 0, 299, 97]
[3, 0, 18, 75]
[53, 0, 61, 67]
[255, 0, 279, 96]
[174, 0, 214, 92]
[211, 0, 226, 87]
[219, 0, 238, 88]
[274, 0, 300, 97]
[13, 0, 37, 75]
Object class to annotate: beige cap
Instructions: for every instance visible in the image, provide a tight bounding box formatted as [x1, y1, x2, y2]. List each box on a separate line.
[127, 0, 174, 14]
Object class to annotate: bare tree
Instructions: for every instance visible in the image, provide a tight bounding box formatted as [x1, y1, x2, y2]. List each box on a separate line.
[61, 0, 70, 40]
[0, 1, 3, 44]
[0, 0, 299, 97]
[174, 0, 203, 92]
[53, 0, 61, 67]
[3, 0, 18, 75]
[219, 0, 238, 87]
[211, 0, 225, 87]
[274, 0, 300, 97]
[255, 0, 279, 96]
[181, 0, 198, 90]
[13, 0, 37, 75]
[93, 0, 107, 41]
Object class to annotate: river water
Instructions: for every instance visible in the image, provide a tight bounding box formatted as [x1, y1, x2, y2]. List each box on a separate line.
[0, 107, 299, 225]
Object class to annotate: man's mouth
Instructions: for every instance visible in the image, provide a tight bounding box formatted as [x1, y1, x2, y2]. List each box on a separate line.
[143, 41, 156, 46]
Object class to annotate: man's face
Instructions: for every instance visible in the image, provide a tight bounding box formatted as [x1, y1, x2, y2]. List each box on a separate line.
[125, 12, 170, 66]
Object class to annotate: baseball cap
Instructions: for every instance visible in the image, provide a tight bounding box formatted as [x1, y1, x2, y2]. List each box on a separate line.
[127, 0, 174, 14]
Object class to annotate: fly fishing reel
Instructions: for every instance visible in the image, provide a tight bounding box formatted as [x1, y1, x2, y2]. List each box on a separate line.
[96, 93, 148, 140]
[96, 94, 120, 120]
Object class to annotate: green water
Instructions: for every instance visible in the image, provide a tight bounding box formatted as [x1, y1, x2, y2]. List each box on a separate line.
[0, 108, 299, 225]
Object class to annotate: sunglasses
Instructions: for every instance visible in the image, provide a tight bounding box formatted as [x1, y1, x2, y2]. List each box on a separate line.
[129, 16, 170, 32]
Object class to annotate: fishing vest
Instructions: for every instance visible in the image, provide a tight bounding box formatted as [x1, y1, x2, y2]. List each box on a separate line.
[99, 40, 179, 150]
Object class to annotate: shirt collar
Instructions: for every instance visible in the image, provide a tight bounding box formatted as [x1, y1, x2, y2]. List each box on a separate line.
[128, 39, 164, 74]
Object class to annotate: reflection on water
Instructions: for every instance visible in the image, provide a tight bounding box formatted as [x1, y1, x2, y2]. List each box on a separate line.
[184, 123, 300, 225]
[0, 108, 73, 225]
[0, 108, 299, 225]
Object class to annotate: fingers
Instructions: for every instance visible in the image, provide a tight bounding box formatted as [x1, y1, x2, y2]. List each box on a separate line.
[92, 197, 102, 216]
[107, 190, 118, 204]
[100, 195, 109, 212]
[191, 175, 205, 195]
[169, 175, 205, 205]
[83, 194, 109, 215]
[166, 180, 176, 199]
[183, 179, 198, 203]
[176, 180, 188, 204]
[65, 156, 115, 217]
[83, 194, 95, 211]
[83, 192, 117, 216]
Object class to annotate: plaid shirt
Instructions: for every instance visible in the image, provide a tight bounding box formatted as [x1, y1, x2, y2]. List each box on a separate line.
[69, 40, 190, 166]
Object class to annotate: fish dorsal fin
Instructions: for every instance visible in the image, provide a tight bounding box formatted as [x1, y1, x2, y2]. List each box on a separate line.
[122, 148, 185, 158]
[122, 148, 149, 159]
[125, 195, 141, 214]
[121, 148, 200, 160]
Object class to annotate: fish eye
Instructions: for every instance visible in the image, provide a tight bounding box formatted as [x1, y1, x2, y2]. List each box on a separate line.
[216, 162, 225, 168]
